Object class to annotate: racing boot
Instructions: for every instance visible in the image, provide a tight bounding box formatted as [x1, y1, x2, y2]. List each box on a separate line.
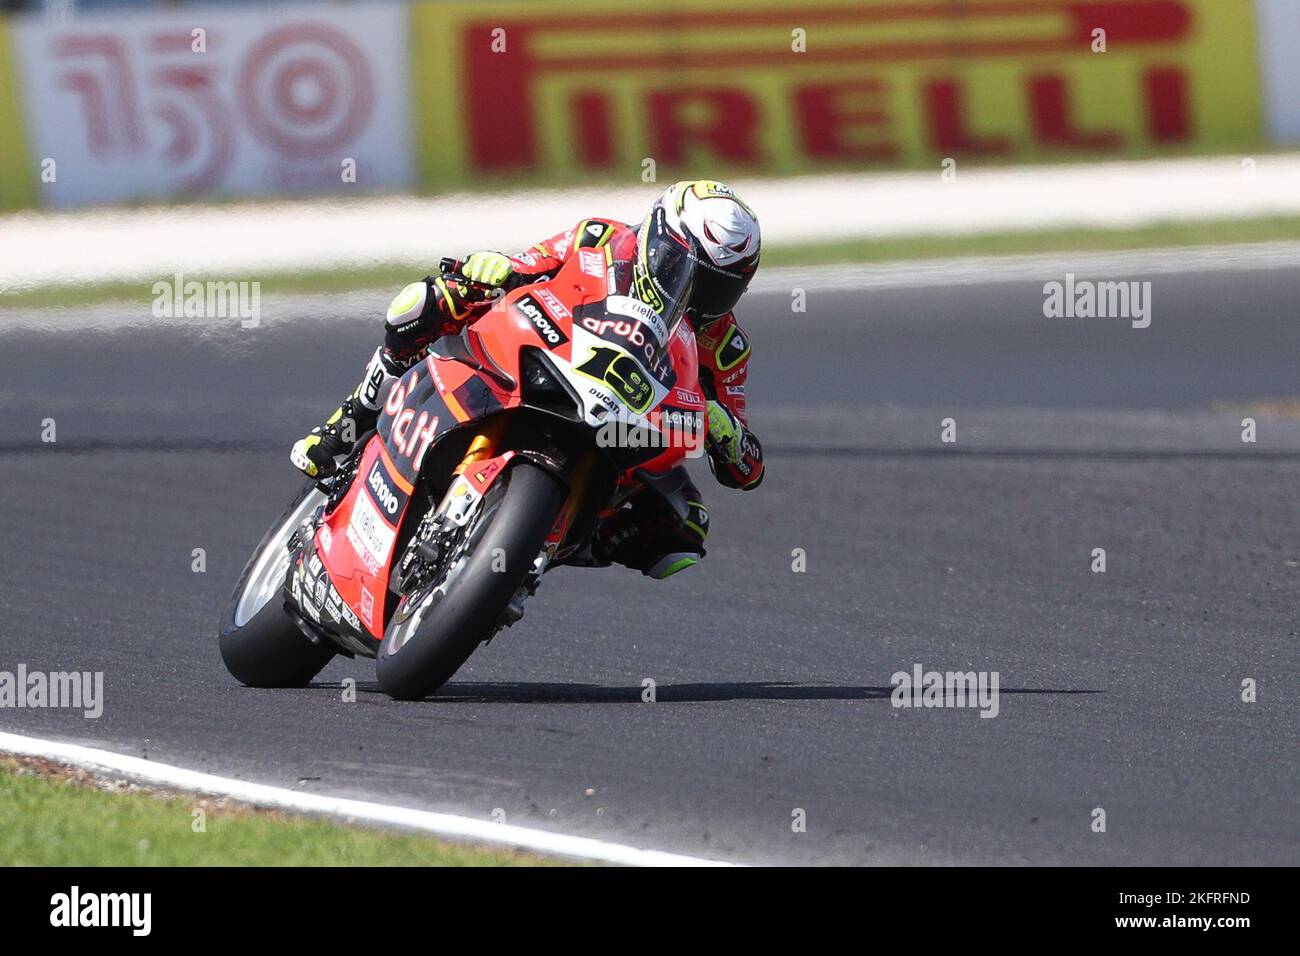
[592, 486, 708, 579]
[290, 347, 392, 479]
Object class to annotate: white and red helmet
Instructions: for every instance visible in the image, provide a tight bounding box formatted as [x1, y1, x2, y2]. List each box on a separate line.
[648, 180, 761, 320]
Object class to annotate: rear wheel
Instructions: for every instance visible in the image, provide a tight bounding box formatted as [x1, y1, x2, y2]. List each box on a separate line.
[375, 462, 564, 700]
[219, 482, 337, 687]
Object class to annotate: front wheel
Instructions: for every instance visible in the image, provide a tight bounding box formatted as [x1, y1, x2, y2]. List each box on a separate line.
[375, 462, 564, 700]
[219, 482, 337, 687]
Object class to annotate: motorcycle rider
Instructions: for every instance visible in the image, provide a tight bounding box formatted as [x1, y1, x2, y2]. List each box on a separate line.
[290, 180, 764, 579]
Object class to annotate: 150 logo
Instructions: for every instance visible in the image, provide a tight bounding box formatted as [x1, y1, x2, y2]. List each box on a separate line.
[13, 3, 415, 206]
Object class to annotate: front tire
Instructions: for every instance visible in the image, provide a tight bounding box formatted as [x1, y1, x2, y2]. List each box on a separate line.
[375, 462, 564, 700]
[219, 482, 337, 687]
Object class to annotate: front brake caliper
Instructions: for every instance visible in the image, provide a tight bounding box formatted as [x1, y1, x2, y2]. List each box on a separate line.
[393, 474, 480, 595]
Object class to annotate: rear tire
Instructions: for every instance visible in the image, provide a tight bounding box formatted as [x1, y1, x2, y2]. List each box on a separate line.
[375, 462, 564, 700]
[219, 482, 337, 687]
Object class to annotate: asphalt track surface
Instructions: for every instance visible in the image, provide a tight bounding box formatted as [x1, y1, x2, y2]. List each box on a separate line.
[2, 256, 1298, 865]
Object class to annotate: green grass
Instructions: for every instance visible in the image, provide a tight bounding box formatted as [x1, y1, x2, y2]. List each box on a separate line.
[0, 761, 551, 866]
[2, 215, 1298, 312]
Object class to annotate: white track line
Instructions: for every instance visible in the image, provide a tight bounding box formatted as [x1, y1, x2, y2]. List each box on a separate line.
[0, 730, 735, 867]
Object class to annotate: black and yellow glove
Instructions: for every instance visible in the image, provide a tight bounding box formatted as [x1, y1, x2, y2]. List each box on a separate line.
[461, 251, 514, 288]
[705, 400, 744, 465]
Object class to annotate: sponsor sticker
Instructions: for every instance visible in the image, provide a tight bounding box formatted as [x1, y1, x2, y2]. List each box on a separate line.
[358, 587, 375, 628]
[606, 295, 669, 344]
[516, 294, 569, 346]
[323, 589, 342, 623]
[366, 461, 404, 516]
[341, 600, 362, 631]
[346, 494, 395, 573]
[674, 386, 705, 408]
[534, 286, 572, 319]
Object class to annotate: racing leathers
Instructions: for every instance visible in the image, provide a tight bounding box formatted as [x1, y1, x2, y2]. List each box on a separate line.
[292, 217, 764, 578]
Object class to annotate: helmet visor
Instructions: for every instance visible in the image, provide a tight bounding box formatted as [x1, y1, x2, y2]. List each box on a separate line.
[636, 210, 697, 337]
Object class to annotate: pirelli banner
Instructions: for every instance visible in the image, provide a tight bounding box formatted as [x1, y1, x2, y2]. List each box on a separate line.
[409, 0, 1268, 186]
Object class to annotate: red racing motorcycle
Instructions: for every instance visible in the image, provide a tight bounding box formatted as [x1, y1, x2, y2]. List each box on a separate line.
[219, 248, 706, 700]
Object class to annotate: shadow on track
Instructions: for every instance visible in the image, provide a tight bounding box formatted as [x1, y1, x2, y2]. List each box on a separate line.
[311, 680, 1101, 704]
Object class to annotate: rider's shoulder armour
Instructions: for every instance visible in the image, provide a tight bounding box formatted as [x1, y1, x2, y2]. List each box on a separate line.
[385, 280, 432, 333]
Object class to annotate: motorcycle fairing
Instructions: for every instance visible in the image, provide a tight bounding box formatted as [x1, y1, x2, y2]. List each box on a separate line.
[303, 439, 417, 641]
[293, 250, 707, 648]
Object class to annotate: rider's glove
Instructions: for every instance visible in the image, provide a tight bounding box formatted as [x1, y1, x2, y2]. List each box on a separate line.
[705, 400, 744, 465]
[461, 251, 514, 288]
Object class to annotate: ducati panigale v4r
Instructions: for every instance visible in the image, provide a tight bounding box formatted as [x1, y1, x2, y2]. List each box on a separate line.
[219, 251, 708, 700]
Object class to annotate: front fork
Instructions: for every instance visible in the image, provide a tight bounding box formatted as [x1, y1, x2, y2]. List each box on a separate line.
[438, 416, 511, 528]
[498, 447, 599, 630]
[441, 419, 600, 630]
[394, 415, 593, 614]
[442, 414, 598, 555]
[543, 451, 598, 559]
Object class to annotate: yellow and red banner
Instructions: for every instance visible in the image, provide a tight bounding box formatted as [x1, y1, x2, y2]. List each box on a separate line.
[410, 0, 1265, 188]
